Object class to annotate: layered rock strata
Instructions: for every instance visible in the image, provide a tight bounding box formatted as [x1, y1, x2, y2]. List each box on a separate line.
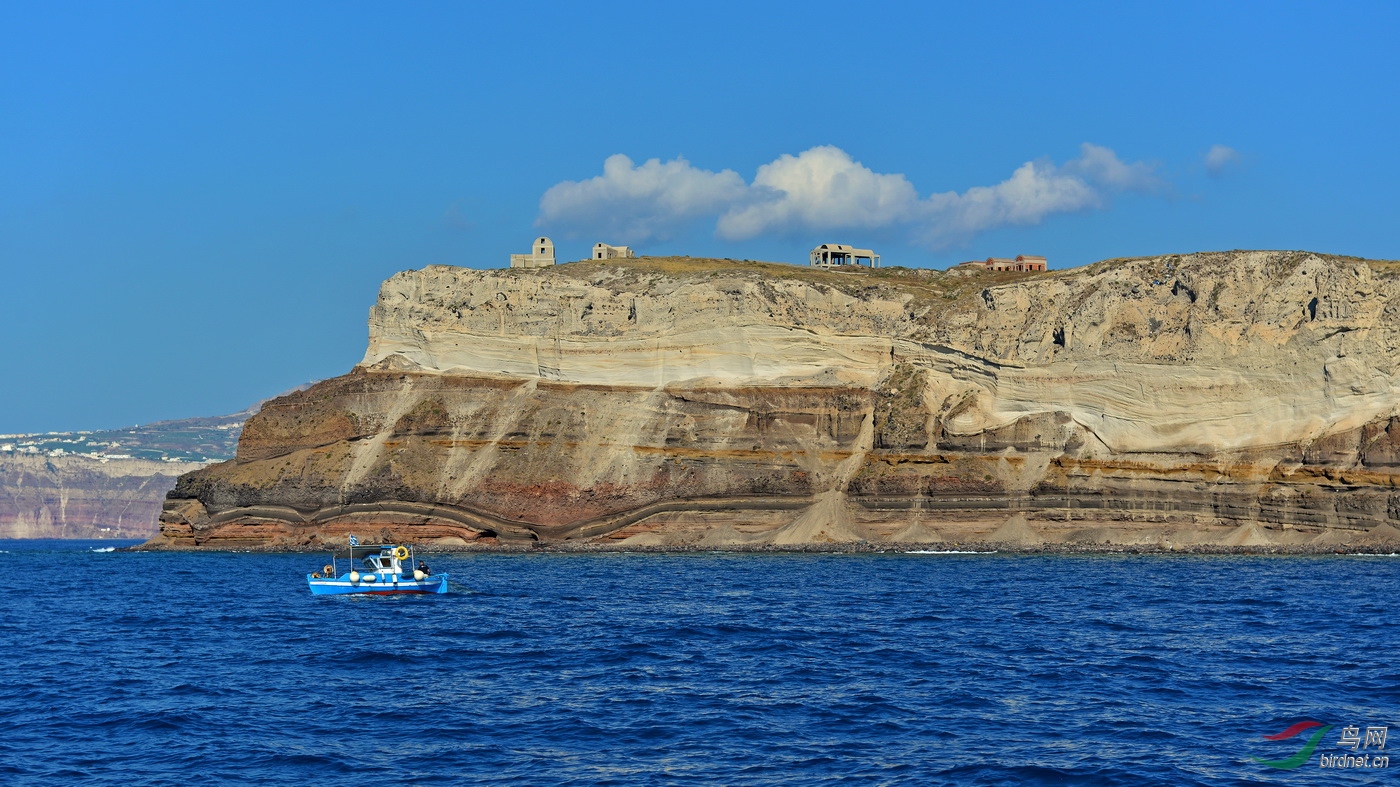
[151, 252, 1400, 550]
[2, 455, 203, 538]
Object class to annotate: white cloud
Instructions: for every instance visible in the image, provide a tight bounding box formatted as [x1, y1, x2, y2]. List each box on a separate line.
[1061, 143, 1163, 192]
[537, 154, 748, 241]
[911, 144, 1163, 245]
[918, 159, 1102, 243]
[716, 146, 921, 239]
[539, 144, 1164, 247]
[1204, 144, 1240, 175]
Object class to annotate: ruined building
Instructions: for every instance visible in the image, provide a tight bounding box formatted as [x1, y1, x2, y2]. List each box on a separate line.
[510, 237, 556, 268]
[958, 255, 1047, 272]
[593, 242, 635, 260]
[809, 243, 881, 268]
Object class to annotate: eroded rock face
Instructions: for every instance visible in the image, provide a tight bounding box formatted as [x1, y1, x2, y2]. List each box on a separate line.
[151, 252, 1400, 549]
[0, 455, 201, 538]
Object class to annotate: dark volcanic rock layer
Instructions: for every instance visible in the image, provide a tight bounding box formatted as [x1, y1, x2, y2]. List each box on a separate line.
[150, 252, 1400, 550]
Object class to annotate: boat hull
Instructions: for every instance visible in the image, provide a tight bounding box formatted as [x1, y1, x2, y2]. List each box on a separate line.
[307, 573, 449, 595]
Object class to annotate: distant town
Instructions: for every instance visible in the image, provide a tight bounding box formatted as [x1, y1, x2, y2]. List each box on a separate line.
[0, 415, 245, 464]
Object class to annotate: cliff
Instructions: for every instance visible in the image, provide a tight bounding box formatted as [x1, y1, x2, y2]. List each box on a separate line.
[0, 410, 247, 539]
[0, 455, 205, 538]
[151, 251, 1400, 550]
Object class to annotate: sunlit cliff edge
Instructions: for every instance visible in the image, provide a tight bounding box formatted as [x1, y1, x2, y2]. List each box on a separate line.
[147, 251, 1400, 550]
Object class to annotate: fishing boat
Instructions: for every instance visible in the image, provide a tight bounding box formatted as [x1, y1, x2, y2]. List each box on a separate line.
[307, 540, 448, 595]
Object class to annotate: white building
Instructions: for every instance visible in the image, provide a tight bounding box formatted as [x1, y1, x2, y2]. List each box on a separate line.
[810, 243, 880, 268]
[593, 242, 636, 260]
[510, 237, 556, 268]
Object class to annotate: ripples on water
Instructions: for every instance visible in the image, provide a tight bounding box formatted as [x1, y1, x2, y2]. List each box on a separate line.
[0, 541, 1395, 785]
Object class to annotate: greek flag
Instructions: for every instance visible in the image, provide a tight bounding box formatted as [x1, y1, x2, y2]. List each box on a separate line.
[348, 534, 359, 546]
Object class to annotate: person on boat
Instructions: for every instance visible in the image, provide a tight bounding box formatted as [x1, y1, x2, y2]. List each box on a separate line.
[417, 560, 431, 576]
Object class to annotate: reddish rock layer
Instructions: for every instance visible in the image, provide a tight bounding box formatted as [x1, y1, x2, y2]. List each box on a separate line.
[148, 252, 1400, 550]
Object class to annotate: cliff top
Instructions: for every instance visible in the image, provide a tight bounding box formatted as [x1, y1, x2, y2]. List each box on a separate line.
[434, 254, 1048, 304]
[365, 249, 1400, 386]
[420, 250, 1400, 314]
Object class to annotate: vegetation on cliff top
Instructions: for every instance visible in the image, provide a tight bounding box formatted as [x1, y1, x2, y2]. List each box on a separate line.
[478, 250, 1400, 325]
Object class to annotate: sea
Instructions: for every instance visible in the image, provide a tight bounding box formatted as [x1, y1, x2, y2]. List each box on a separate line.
[0, 540, 1395, 786]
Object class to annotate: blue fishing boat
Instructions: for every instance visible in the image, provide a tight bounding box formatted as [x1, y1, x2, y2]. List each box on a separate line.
[307, 539, 448, 595]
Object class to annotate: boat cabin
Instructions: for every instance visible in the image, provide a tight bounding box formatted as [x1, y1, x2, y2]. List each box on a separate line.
[307, 540, 448, 595]
[317, 543, 430, 584]
[361, 552, 403, 574]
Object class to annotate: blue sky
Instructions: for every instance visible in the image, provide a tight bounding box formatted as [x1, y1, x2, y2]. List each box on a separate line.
[2, 1, 1398, 432]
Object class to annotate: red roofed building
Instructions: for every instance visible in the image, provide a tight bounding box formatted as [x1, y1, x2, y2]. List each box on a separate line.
[956, 254, 1047, 272]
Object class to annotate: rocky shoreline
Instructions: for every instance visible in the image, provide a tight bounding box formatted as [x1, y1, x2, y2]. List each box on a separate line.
[127, 539, 1399, 556]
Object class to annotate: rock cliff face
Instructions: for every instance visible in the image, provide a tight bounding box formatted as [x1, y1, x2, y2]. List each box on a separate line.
[1, 455, 203, 538]
[152, 252, 1400, 549]
[0, 410, 244, 539]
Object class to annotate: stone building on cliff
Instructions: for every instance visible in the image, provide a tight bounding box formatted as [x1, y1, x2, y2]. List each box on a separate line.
[510, 237, 556, 268]
[593, 242, 635, 260]
[809, 243, 881, 268]
[958, 254, 1047, 272]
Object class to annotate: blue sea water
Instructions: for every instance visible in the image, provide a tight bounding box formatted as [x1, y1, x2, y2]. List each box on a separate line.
[0, 541, 1396, 785]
